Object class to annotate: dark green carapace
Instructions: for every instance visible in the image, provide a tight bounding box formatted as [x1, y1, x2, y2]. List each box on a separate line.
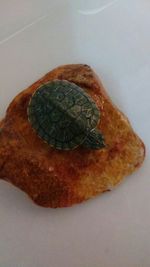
[27, 80, 105, 150]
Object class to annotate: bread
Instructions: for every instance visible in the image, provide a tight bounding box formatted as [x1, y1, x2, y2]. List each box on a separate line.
[0, 64, 145, 208]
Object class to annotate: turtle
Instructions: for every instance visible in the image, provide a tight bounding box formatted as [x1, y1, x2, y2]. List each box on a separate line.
[27, 80, 105, 150]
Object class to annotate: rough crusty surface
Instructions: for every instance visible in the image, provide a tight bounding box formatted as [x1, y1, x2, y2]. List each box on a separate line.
[0, 64, 145, 208]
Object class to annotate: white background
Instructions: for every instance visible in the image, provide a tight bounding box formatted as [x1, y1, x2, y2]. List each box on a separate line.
[0, 0, 150, 266]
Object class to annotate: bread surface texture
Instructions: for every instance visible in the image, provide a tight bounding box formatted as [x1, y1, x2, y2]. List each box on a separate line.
[0, 64, 145, 207]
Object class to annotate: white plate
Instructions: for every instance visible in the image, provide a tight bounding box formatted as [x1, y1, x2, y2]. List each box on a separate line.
[0, 1, 150, 266]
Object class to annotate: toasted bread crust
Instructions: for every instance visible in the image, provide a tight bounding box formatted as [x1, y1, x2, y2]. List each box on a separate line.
[0, 64, 145, 207]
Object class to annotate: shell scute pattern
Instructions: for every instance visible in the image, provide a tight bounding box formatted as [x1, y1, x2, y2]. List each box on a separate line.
[28, 80, 100, 150]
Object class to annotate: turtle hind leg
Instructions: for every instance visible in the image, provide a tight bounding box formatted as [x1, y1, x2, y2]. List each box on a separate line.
[82, 129, 105, 150]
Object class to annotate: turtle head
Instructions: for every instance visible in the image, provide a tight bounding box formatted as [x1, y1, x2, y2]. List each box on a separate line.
[82, 129, 105, 150]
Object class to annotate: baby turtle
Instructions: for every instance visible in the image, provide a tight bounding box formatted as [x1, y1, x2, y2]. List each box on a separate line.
[27, 80, 105, 150]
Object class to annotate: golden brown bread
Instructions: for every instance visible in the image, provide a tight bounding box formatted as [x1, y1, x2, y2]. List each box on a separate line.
[0, 64, 145, 208]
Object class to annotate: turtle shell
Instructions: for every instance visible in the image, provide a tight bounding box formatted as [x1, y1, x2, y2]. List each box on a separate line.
[28, 80, 100, 150]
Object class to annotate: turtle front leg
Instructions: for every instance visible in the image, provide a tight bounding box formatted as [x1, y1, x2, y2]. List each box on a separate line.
[82, 129, 105, 150]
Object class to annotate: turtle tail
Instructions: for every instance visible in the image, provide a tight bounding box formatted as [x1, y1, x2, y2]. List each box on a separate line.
[82, 129, 105, 150]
